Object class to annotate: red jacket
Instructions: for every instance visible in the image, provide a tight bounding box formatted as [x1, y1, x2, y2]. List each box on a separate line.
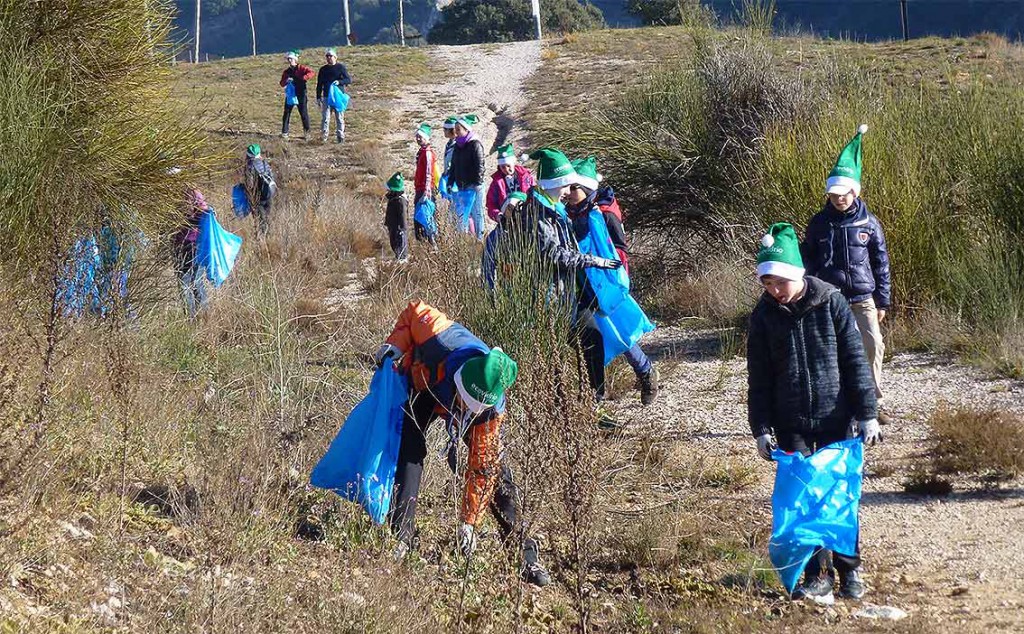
[485, 165, 535, 221]
[595, 187, 630, 273]
[414, 144, 435, 195]
[280, 64, 315, 91]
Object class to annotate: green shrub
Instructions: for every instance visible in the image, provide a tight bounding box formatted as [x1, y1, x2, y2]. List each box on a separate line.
[429, 0, 604, 45]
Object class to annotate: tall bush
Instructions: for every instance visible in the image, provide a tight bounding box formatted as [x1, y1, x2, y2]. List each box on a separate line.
[429, 0, 604, 45]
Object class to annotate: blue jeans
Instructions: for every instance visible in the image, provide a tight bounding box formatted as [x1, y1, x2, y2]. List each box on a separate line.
[623, 343, 652, 377]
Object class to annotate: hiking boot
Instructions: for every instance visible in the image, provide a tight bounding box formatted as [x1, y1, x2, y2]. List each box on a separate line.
[838, 569, 867, 600]
[638, 366, 659, 406]
[877, 410, 893, 425]
[797, 576, 835, 605]
[522, 539, 550, 587]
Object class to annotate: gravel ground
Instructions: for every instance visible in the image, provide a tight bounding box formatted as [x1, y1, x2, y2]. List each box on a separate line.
[610, 325, 1024, 632]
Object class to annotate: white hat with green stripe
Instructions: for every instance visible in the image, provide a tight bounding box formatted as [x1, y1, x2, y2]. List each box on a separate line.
[756, 223, 805, 281]
[528, 148, 577, 192]
[497, 143, 516, 166]
[827, 124, 868, 196]
[454, 348, 518, 414]
[570, 156, 602, 192]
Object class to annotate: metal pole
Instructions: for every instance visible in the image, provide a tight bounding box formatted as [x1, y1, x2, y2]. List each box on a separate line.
[246, 0, 257, 56]
[193, 0, 201, 62]
[343, 0, 352, 45]
[899, 0, 909, 41]
[531, 0, 542, 40]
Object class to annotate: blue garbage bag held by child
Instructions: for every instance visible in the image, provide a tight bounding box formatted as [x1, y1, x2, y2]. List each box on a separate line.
[577, 209, 655, 365]
[310, 364, 408, 524]
[231, 183, 250, 218]
[328, 84, 350, 112]
[284, 81, 299, 106]
[414, 198, 438, 237]
[195, 209, 243, 288]
[452, 189, 476, 233]
[769, 439, 863, 595]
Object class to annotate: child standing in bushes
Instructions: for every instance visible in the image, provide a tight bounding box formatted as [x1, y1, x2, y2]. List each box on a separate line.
[748, 222, 882, 604]
[801, 125, 893, 424]
[384, 172, 408, 262]
[412, 123, 437, 245]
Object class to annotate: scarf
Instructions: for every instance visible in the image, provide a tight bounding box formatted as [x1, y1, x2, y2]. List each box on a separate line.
[455, 131, 478, 147]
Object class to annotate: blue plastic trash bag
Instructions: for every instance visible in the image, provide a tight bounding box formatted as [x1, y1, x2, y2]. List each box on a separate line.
[195, 210, 243, 288]
[328, 84, 350, 111]
[414, 198, 437, 237]
[231, 183, 250, 218]
[577, 209, 655, 364]
[438, 173, 450, 199]
[311, 364, 408, 524]
[284, 81, 299, 106]
[452, 189, 476, 233]
[58, 236, 101, 317]
[769, 439, 863, 595]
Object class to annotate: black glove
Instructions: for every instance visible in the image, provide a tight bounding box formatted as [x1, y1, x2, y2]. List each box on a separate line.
[591, 257, 622, 270]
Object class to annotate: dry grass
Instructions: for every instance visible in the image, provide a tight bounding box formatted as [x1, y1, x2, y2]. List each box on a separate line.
[930, 405, 1024, 480]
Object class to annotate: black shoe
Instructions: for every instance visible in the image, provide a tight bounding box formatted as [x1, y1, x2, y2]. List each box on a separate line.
[797, 576, 835, 605]
[521, 539, 550, 587]
[638, 367, 659, 406]
[838, 569, 867, 600]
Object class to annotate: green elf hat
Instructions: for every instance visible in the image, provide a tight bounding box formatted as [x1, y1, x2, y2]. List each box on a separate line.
[415, 123, 432, 140]
[570, 156, 602, 192]
[496, 143, 517, 166]
[756, 223, 805, 281]
[443, 116, 458, 130]
[527, 147, 577, 191]
[454, 347, 518, 414]
[455, 114, 479, 129]
[325, 48, 338, 57]
[246, 143, 261, 158]
[386, 171, 404, 192]
[285, 50, 299, 61]
[827, 124, 869, 196]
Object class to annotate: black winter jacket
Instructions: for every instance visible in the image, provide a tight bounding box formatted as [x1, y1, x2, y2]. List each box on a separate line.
[316, 63, 352, 100]
[449, 138, 486, 188]
[801, 197, 892, 308]
[747, 276, 877, 439]
[384, 191, 407, 229]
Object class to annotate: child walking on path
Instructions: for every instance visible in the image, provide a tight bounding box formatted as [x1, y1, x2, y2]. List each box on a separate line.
[279, 50, 314, 139]
[384, 172, 408, 262]
[748, 222, 883, 605]
[801, 125, 893, 423]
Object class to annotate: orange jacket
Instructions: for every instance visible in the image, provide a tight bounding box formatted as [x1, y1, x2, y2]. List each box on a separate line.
[385, 300, 504, 526]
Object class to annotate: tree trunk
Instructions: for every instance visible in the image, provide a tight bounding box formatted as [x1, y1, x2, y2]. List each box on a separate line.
[247, 0, 257, 56]
[194, 0, 201, 63]
[343, 0, 351, 45]
[398, 0, 405, 46]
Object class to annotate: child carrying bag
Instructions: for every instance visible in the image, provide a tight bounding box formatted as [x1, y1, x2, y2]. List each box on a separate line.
[284, 81, 299, 106]
[195, 209, 243, 287]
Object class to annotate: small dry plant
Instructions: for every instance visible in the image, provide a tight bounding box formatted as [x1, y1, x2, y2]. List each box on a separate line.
[930, 404, 1024, 480]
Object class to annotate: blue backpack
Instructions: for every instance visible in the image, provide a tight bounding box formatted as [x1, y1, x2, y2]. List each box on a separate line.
[311, 364, 408, 524]
[769, 439, 863, 595]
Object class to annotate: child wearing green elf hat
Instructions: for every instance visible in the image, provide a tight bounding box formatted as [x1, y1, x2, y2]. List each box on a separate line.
[800, 124, 893, 424]
[748, 222, 882, 604]
[449, 114, 486, 239]
[384, 172, 409, 262]
[372, 300, 550, 587]
[486, 143, 536, 222]
[243, 144, 276, 237]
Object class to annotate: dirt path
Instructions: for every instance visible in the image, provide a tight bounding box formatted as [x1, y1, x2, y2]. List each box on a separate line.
[610, 325, 1024, 631]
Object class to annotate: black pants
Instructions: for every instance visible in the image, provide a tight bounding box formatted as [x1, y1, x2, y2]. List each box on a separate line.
[282, 92, 310, 134]
[575, 302, 605, 401]
[389, 390, 518, 546]
[387, 223, 408, 260]
[253, 201, 271, 237]
[777, 427, 862, 581]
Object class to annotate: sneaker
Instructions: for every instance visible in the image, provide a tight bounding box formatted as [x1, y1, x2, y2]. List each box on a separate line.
[595, 405, 622, 431]
[280, 132, 289, 139]
[320, 135, 328, 143]
[638, 366, 659, 406]
[877, 411, 893, 425]
[797, 576, 835, 605]
[521, 539, 550, 587]
[336, 135, 345, 144]
[303, 132, 310, 141]
[838, 569, 867, 600]
[393, 541, 411, 561]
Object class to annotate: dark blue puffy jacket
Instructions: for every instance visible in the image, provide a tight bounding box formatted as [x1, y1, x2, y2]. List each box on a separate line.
[801, 198, 892, 308]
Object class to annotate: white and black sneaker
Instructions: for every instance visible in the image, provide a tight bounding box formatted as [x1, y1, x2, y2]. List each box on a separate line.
[839, 569, 867, 600]
[797, 576, 835, 605]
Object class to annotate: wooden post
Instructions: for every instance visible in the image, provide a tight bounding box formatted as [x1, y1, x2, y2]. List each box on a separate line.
[193, 0, 200, 63]
[247, 0, 257, 56]
[899, 0, 909, 41]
